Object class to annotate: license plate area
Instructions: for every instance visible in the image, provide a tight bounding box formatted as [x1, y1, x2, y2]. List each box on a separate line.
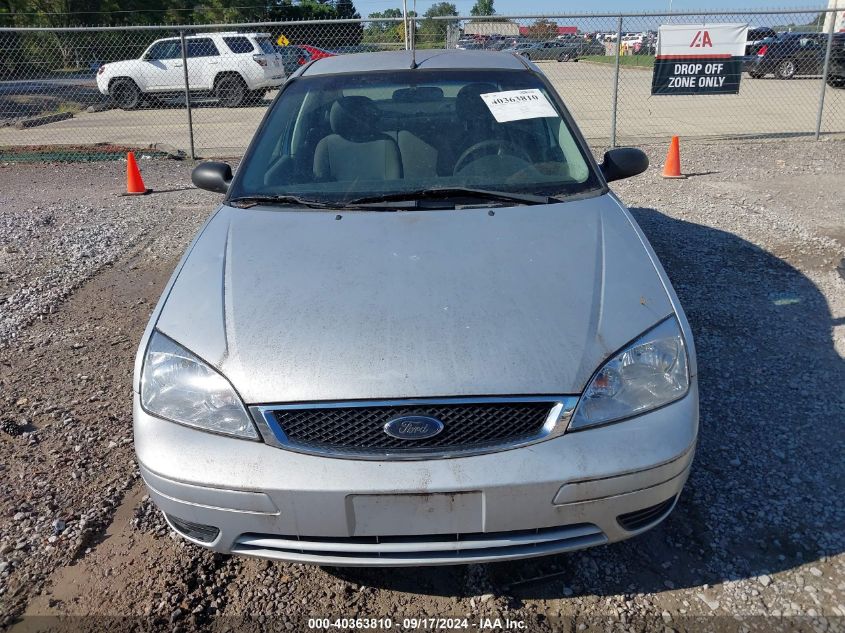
[347, 492, 482, 536]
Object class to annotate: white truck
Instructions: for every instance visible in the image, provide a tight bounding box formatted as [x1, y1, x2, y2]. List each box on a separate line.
[96, 32, 285, 109]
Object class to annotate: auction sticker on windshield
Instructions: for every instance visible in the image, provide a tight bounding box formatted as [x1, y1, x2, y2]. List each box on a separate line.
[480, 89, 558, 123]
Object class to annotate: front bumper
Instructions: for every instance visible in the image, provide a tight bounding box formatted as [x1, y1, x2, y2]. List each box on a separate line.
[254, 76, 284, 89]
[134, 386, 698, 566]
[829, 57, 845, 80]
[743, 57, 775, 74]
[96, 74, 109, 96]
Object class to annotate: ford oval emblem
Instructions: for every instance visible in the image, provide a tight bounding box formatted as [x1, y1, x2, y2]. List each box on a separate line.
[384, 415, 444, 440]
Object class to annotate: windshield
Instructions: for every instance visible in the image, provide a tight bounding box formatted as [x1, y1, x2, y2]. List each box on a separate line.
[231, 69, 601, 205]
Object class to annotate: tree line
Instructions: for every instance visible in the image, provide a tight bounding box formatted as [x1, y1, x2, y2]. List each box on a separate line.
[0, 0, 362, 27]
[0, 0, 492, 29]
[0, 0, 495, 77]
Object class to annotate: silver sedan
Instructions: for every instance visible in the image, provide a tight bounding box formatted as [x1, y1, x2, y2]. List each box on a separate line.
[134, 49, 698, 566]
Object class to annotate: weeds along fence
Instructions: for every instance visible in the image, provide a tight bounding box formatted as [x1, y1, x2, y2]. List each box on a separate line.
[0, 8, 843, 160]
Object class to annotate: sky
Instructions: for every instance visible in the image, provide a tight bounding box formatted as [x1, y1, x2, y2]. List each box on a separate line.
[356, 0, 831, 24]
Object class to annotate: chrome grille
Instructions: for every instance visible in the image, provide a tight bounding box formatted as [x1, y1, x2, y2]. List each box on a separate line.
[277, 402, 549, 449]
[253, 397, 578, 459]
[232, 523, 607, 565]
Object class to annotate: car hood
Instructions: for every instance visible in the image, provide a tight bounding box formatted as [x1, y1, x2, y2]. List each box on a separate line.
[101, 60, 137, 75]
[155, 194, 674, 404]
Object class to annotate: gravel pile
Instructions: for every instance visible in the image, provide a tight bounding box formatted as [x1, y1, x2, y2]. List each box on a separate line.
[0, 157, 216, 627]
[0, 140, 843, 631]
[0, 157, 218, 346]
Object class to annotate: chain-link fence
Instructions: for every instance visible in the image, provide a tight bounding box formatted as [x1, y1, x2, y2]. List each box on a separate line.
[1, 9, 843, 161]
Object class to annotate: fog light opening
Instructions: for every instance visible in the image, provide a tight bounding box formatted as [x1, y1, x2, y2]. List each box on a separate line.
[617, 496, 677, 532]
[165, 514, 220, 543]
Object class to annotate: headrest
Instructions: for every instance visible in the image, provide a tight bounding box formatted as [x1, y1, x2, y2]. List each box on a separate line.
[455, 83, 498, 123]
[329, 96, 381, 141]
[392, 86, 444, 103]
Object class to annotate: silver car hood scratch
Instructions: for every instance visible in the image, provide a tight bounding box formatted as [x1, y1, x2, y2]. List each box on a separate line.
[155, 195, 673, 403]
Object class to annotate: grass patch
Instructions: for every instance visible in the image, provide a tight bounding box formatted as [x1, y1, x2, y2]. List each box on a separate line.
[54, 101, 84, 114]
[0, 144, 171, 163]
[416, 42, 447, 50]
[50, 67, 88, 75]
[581, 55, 655, 68]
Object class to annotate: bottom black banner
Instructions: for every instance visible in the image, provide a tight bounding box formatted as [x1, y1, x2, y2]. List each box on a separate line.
[651, 57, 743, 95]
[5, 615, 844, 633]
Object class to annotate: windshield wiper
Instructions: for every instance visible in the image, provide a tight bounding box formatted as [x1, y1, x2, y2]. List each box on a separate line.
[345, 188, 557, 207]
[228, 195, 337, 209]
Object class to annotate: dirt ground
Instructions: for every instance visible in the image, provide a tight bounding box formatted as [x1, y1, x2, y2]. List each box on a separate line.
[0, 139, 843, 632]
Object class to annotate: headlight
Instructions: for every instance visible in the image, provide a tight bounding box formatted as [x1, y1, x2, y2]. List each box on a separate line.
[140, 331, 258, 439]
[570, 317, 689, 430]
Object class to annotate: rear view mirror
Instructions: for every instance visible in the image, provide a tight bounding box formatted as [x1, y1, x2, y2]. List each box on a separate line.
[192, 161, 232, 193]
[600, 148, 649, 182]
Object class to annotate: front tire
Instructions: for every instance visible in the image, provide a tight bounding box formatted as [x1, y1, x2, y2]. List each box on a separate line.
[246, 89, 267, 105]
[215, 74, 247, 107]
[145, 94, 170, 109]
[110, 78, 141, 110]
[776, 59, 796, 79]
[748, 70, 764, 79]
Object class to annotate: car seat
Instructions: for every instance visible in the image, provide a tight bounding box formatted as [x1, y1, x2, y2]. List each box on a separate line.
[313, 96, 403, 182]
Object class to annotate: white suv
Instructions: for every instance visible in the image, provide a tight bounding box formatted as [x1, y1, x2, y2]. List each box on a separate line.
[96, 32, 286, 109]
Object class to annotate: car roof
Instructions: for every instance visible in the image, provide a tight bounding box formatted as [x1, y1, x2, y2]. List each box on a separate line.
[302, 49, 527, 76]
[157, 32, 270, 40]
[194, 32, 270, 37]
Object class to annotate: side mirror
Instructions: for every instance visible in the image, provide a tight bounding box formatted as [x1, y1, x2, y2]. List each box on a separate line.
[600, 147, 649, 182]
[192, 161, 232, 194]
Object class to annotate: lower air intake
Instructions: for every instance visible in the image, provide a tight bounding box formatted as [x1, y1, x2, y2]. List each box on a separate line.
[617, 496, 677, 532]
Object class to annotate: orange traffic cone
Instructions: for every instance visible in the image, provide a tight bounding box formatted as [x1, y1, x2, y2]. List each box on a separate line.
[662, 136, 686, 179]
[124, 151, 150, 195]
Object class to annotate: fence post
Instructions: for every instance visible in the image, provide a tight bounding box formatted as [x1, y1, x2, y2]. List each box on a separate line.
[815, 11, 836, 141]
[410, 13, 416, 50]
[179, 30, 196, 160]
[402, 0, 409, 49]
[610, 15, 623, 147]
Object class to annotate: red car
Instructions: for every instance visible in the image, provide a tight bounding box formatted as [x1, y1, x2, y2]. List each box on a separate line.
[298, 45, 335, 61]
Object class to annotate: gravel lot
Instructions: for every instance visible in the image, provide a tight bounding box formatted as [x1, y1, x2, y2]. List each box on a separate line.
[0, 140, 843, 632]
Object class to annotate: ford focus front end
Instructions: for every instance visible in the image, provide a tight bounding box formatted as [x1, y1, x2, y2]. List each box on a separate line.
[133, 49, 698, 566]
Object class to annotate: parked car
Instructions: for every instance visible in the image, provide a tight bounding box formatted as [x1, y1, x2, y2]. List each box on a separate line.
[136, 49, 698, 566]
[825, 33, 845, 87]
[577, 38, 608, 56]
[503, 42, 537, 54]
[483, 36, 511, 50]
[515, 39, 604, 60]
[298, 44, 335, 61]
[455, 38, 484, 50]
[331, 44, 384, 54]
[501, 36, 529, 48]
[277, 44, 312, 74]
[96, 32, 285, 109]
[486, 39, 511, 51]
[745, 32, 827, 79]
[518, 40, 581, 61]
[745, 27, 778, 56]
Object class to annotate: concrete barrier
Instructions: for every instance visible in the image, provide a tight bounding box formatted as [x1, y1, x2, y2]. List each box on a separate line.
[14, 112, 74, 130]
